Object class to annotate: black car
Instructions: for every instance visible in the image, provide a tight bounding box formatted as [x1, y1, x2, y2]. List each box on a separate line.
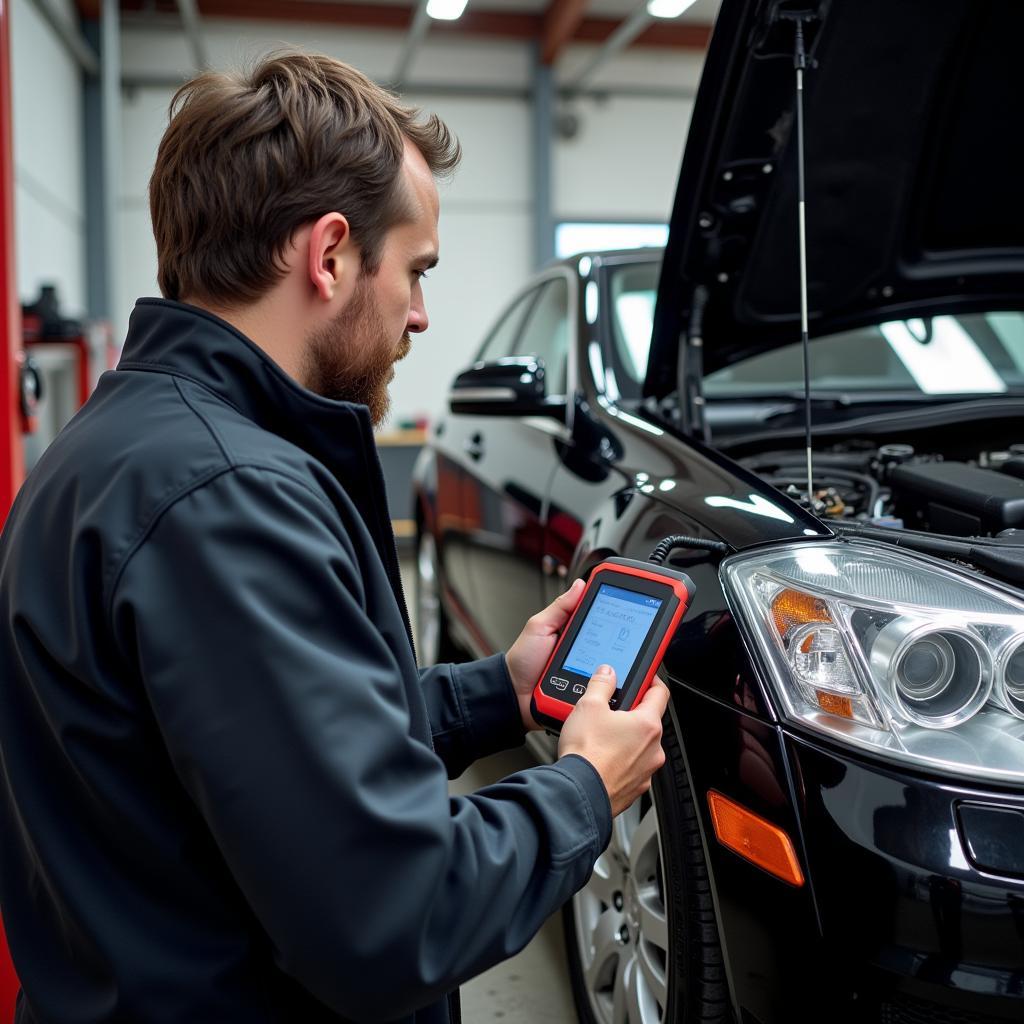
[412, 1, 1024, 1021]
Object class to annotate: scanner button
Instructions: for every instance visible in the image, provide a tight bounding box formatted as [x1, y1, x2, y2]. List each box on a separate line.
[572, 683, 587, 695]
[550, 677, 569, 691]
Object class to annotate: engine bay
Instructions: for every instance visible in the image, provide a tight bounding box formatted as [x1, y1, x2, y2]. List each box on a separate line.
[739, 441, 1024, 539]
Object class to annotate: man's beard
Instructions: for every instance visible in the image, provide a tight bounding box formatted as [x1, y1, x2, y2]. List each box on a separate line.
[302, 279, 411, 427]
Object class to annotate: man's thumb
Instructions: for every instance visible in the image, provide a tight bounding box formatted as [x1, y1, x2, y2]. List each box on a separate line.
[585, 664, 617, 701]
[533, 579, 585, 632]
[557, 578, 585, 611]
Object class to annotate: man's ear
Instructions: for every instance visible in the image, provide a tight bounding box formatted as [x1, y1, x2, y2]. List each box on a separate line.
[308, 212, 354, 301]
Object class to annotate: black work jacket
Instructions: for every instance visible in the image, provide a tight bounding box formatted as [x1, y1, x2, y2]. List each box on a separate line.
[0, 299, 611, 1023]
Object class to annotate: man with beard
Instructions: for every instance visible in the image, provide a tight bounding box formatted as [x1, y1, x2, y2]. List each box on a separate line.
[0, 53, 669, 1024]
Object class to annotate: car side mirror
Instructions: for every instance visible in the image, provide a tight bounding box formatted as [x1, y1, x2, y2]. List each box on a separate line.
[448, 357, 566, 418]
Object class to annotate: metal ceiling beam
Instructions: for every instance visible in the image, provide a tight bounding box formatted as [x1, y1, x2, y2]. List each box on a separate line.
[540, 0, 589, 65]
[89, 1, 711, 51]
[175, 0, 208, 70]
[574, 17, 709, 47]
[121, 71, 698, 103]
[564, 0, 651, 93]
[29, 0, 100, 75]
[391, 0, 431, 89]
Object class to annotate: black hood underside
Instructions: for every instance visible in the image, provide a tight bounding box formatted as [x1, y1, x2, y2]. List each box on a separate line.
[647, 0, 1024, 397]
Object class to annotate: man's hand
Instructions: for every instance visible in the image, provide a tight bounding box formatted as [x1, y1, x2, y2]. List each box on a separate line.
[505, 579, 585, 732]
[559, 667, 670, 817]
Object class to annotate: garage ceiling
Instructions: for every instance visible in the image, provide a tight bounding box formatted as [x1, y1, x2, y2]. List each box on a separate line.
[75, 0, 719, 67]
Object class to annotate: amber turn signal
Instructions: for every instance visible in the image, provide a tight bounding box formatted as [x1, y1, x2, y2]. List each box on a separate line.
[815, 689, 854, 719]
[770, 588, 831, 639]
[707, 791, 805, 887]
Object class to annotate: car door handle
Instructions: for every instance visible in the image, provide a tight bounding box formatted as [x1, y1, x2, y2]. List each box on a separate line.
[464, 433, 484, 461]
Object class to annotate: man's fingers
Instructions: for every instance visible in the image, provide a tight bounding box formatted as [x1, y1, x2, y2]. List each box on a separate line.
[638, 673, 671, 717]
[583, 664, 617, 702]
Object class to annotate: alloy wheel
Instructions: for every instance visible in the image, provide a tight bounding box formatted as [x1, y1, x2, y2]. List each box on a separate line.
[572, 795, 670, 1024]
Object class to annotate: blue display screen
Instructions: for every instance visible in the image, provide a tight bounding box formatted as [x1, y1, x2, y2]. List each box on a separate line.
[562, 584, 663, 689]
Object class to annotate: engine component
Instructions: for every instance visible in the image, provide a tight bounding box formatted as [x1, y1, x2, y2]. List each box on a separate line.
[876, 443, 915, 468]
[890, 461, 1024, 536]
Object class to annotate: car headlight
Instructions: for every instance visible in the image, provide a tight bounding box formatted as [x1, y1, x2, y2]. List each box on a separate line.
[722, 540, 1024, 783]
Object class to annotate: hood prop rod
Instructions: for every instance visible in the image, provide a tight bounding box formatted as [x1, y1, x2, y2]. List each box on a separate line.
[785, 11, 816, 505]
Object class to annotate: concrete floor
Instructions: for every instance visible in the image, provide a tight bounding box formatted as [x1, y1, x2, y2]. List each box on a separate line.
[400, 553, 579, 1023]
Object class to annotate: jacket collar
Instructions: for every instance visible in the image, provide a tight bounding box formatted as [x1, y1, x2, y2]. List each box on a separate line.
[118, 298, 413, 646]
[120, 298, 379, 469]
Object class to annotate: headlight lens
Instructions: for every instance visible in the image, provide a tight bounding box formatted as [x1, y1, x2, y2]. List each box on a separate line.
[995, 635, 1024, 718]
[723, 541, 1024, 782]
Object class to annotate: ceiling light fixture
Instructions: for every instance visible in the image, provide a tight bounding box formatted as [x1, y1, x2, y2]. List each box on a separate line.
[646, 0, 698, 19]
[426, 0, 468, 20]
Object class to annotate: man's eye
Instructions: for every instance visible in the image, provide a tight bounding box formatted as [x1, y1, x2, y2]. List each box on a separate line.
[414, 270, 429, 281]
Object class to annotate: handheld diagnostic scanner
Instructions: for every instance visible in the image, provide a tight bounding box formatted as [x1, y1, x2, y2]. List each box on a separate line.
[531, 557, 695, 732]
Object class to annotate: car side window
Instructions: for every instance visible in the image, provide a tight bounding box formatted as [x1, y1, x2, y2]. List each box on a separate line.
[517, 277, 570, 395]
[476, 291, 537, 363]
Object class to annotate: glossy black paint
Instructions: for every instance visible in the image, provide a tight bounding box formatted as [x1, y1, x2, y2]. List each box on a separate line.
[668, 689, 822, 1023]
[789, 735, 1024, 1019]
[671, 681, 1024, 1022]
[411, 250, 1024, 1020]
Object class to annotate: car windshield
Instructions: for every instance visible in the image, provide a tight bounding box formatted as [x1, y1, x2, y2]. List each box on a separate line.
[607, 261, 1024, 399]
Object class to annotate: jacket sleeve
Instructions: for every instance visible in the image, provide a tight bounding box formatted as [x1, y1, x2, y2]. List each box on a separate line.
[418, 656, 527, 778]
[111, 466, 611, 1021]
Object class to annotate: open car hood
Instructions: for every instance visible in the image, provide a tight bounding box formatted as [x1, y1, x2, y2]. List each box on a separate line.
[645, 0, 1024, 398]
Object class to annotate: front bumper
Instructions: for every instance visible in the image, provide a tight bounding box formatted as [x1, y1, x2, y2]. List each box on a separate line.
[791, 734, 1024, 1022]
[676, 685, 1024, 1024]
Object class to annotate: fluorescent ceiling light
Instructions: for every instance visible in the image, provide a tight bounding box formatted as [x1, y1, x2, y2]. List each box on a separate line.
[426, 0, 468, 19]
[646, 0, 698, 18]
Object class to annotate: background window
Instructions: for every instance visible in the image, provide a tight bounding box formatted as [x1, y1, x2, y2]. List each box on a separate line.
[555, 222, 668, 259]
[517, 278, 570, 394]
[476, 290, 537, 363]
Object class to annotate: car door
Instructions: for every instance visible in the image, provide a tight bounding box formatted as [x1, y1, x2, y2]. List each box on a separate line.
[457, 271, 575, 654]
[430, 290, 537, 638]
[542, 256, 660, 606]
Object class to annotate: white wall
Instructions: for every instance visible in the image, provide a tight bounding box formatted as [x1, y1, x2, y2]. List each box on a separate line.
[10, 0, 86, 317]
[553, 42, 699, 220]
[116, 19, 702, 424]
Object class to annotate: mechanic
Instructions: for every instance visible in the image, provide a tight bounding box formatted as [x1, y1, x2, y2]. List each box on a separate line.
[0, 52, 669, 1023]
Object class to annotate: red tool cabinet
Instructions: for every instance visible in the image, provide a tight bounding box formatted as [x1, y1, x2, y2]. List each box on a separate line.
[1, 0, 24, 1014]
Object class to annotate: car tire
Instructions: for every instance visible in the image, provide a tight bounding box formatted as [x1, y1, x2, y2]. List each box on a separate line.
[563, 714, 731, 1024]
[415, 527, 463, 665]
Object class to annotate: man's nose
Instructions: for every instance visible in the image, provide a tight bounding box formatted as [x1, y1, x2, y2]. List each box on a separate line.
[408, 297, 428, 334]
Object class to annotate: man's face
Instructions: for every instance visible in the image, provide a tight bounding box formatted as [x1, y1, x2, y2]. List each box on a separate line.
[302, 144, 440, 426]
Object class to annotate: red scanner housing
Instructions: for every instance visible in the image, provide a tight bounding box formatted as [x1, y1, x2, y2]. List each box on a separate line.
[530, 557, 695, 732]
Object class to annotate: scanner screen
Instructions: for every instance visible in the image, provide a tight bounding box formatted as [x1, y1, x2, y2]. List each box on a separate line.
[563, 583, 663, 688]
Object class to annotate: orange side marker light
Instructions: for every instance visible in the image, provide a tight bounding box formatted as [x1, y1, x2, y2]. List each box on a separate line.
[815, 690, 854, 719]
[707, 791, 805, 887]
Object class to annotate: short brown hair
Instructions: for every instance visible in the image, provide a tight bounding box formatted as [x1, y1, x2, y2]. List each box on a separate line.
[149, 52, 460, 306]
